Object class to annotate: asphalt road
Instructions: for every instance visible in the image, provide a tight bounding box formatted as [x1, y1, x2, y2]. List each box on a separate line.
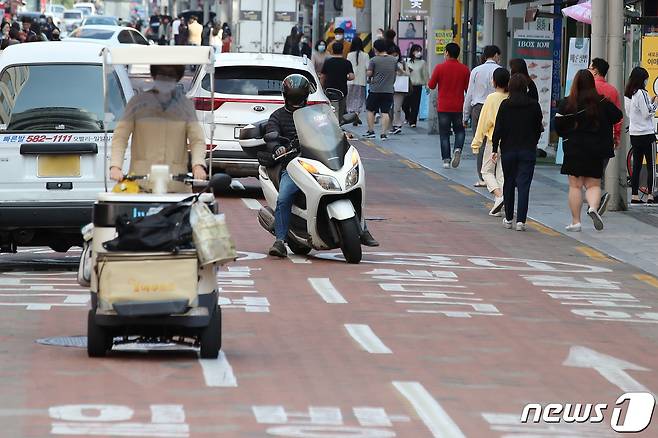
[0, 140, 657, 437]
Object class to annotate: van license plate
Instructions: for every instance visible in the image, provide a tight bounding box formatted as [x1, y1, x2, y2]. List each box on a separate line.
[38, 155, 81, 177]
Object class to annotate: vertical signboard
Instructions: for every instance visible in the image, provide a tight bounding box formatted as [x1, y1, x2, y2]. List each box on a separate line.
[641, 36, 658, 97]
[556, 38, 590, 164]
[512, 30, 553, 151]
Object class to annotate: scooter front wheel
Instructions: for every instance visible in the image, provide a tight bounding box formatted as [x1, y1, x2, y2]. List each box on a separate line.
[87, 310, 108, 358]
[336, 217, 362, 264]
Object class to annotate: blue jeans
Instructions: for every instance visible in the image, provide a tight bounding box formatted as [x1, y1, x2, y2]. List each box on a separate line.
[438, 112, 465, 160]
[501, 148, 536, 223]
[274, 170, 300, 241]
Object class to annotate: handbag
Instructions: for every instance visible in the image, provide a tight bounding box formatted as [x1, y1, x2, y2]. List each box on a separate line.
[394, 75, 409, 93]
[190, 201, 237, 265]
[103, 196, 195, 252]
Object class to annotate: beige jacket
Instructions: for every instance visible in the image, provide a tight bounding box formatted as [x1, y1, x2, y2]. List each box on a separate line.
[187, 21, 203, 45]
[111, 90, 206, 191]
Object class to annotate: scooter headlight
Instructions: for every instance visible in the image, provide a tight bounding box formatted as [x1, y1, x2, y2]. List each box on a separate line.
[345, 164, 359, 189]
[314, 174, 341, 191]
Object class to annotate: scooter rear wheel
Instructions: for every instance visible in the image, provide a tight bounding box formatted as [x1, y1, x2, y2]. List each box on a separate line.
[87, 310, 108, 358]
[336, 217, 362, 264]
[199, 306, 222, 359]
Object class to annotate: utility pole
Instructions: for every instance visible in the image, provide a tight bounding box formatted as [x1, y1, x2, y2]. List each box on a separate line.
[470, 0, 478, 67]
[606, 0, 627, 211]
[590, 0, 606, 59]
[483, 0, 493, 46]
[427, 0, 455, 134]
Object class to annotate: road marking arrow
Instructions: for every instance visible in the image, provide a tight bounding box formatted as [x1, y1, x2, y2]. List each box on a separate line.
[563, 346, 652, 394]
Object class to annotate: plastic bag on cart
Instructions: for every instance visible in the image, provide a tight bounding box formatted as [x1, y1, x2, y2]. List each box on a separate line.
[103, 196, 195, 252]
[77, 223, 94, 287]
[189, 200, 237, 265]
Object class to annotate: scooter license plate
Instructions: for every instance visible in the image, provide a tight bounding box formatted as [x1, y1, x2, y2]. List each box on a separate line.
[37, 155, 81, 177]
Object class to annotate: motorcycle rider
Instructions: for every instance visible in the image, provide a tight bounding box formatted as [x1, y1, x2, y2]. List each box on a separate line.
[265, 74, 378, 258]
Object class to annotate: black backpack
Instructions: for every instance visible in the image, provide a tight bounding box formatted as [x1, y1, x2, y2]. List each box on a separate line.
[103, 197, 195, 252]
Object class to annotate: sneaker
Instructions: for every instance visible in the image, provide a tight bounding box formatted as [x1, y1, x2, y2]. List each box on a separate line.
[410, 123, 417, 128]
[587, 208, 604, 231]
[390, 126, 402, 135]
[360, 229, 379, 247]
[380, 134, 388, 141]
[268, 240, 287, 258]
[363, 131, 376, 139]
[474, 180, 487, 187]
[489, 211, 502, 217]
[443, 159, 451, 169]
[489, 196, 504, 215]
[566, 223, 582, 232]
[503, 218, 513, 229]
[451, 149, 462, 168]
[598, 192, 610, 216]
[516, 222, 526, 231]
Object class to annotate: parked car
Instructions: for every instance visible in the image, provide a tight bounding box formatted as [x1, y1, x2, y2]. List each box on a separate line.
[74, 2, 97, 16]
[63, 9, 84, 33]
[187, 53, 329, 178]
[65, 25, 149, 46]
[0, 42, 133, 252]
[81, 15, 120, 27]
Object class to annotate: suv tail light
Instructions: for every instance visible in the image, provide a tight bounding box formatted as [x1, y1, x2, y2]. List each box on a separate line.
[194, 97, 224, 111]
[307, 100, 330, 106]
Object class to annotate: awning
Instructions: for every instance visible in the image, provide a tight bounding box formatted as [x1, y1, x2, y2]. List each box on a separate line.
[562, 0, 591, 24]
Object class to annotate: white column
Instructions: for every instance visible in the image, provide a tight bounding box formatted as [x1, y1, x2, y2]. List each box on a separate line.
[482, 0, 493, 46]
[371, 0, 386, 36]
[427, 0, 454, 134]
[590, 0, 607, 59]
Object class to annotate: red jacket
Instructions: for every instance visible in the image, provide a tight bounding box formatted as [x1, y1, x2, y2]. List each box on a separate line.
[428, 58, 470, 113]
[594, 76, 622, 145]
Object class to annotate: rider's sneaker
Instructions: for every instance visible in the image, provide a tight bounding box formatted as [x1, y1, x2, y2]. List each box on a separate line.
[268, 240, 287, 258]
[360, 229, 379, 247]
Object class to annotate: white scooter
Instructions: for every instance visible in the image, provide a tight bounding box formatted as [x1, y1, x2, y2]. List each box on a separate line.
[239, 104, 365, 263]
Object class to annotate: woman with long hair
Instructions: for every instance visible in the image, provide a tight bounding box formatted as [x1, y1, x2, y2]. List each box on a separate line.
[346, 36, 368, 124]
[624, 67, 656, 204]
[491, 74, 543, 231]
[283, 26, 301, 56]
[509, 58, 538, 101]
[555, 70, 623, 231]
[402, 44, 428, 128]
[390, 44, 409, 135]
[312, 39, 328, 74]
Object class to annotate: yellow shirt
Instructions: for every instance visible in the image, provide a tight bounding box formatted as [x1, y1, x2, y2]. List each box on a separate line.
[471, 90, 508, 154]
[187, 21, 203, 45]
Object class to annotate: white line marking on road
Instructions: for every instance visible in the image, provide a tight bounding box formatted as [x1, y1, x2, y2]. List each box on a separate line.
[563, 345, 652, 394]
[198, 351, 238, 387]
[392, 381, 466, 438]
[241, 198, 262, 210]
[63, 295, 91, 304]
[151, 405, 185, 424]
[308, 278, 347, 304]
[353, 407, 396, 426]
[231, 180, 245, 190]
[344, 324, 392, 354]
[288, 253, 312, 264]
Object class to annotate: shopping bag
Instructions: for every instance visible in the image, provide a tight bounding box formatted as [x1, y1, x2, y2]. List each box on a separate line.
[394, 75, 410, 93]
[189, 201, 237, 265]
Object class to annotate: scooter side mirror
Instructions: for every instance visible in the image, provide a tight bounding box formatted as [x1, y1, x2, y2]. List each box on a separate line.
[340, 113, 358, 126]
[209, 173, 232, 195]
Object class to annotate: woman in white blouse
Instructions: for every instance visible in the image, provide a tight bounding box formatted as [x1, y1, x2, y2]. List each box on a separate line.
[624, 67, 656, 204]
[346, 37, 369, 125]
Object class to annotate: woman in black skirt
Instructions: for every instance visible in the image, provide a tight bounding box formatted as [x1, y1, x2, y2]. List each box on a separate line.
[555, 69, 623, 232]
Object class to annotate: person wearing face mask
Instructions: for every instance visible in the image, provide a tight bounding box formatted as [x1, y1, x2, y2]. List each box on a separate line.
[109, 65, 207, 193]
[300, 35, 312, 58]
[312, 40, 328, 74]
[327, 27, 350, 58]
[402, 44, 428, 128]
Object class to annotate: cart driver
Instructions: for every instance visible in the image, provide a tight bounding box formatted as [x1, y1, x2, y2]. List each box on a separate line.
[109, 64, 207, 193]
[265, 74, 379, 258]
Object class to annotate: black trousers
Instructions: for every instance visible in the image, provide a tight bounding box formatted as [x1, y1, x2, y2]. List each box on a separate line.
[402, 85, 423, 125]
[501, 148, 537, 223]
[630, 134, 655, 196]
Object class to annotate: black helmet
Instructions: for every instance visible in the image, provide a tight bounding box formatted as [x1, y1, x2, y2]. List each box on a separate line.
[282, 74, 311, 111]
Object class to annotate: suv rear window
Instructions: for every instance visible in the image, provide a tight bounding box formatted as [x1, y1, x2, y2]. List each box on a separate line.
[201, 66, 317, 96]
[0, 64, 125, 132]
[70, 28, 113, 39]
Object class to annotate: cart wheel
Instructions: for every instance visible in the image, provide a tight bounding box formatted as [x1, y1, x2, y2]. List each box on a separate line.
[199, 306, 222, 359]
[87, 310, 108, 358]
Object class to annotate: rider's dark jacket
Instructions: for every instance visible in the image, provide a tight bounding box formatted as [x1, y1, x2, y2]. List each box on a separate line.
[264, 107, 300, 171]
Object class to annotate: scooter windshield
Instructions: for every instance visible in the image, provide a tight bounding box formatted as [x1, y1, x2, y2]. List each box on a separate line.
[293, 104, 347, 171]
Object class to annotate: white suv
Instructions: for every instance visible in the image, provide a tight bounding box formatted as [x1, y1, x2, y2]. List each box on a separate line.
[0, 42, 133, 252]
[188, 53, 329, 178]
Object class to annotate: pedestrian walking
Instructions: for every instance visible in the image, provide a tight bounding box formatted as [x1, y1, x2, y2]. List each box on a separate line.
[346, 36, 368, 123]
[177, 18, 189, 46]
[402, 44, 428, 128]
[321, 41, 355, 120]
[471, 68, 510, 217]
[509, 58, 538, 101]
[158, 15, 172, 46]
[427, 43, 470, 168]
[300, 35, 312, 58]
[463, 45, 501, 182]
[555, 69, 623, 232]
[172, 15, 181, 45]
[221, 23, 232, 52]
[624, 67, 656, 204]
[209, 24, 222, 55]
[589, 57, 623, 213]
[391, 45, 409, 135]
[492, 74, 543, 231]
[283, 26, 301, 56]
[312, 40, 328, 74]
[187, 16, 202, 46]
[327, 27, 350, 58]
[364, 38, 398, 141]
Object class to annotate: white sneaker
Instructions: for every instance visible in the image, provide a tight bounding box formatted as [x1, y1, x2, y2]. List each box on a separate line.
[489, 211, 502, 217]
[489, 196, 504, 215]
[442, 160, 450, 169]
[516, 222, 526, 231]
[566, 223, 582, 232]
[503, 218, 513, 229]
[587, 208, 604, 231]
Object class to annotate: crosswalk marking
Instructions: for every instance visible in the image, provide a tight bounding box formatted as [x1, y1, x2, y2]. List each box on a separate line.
[344, 324, 392, 354]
